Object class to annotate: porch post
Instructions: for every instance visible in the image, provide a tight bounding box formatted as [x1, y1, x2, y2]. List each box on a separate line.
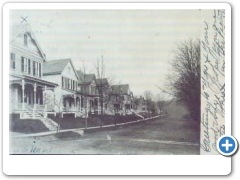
[21, 80, 25, 110]
[54, 92, 56, 112]
[74, 94, 76, 109]
[97, 97, 99, 115]
[53, 88, 56, 116]
[33, 83, 37, 119]
[80, 96, 82, 111]
[44, 85, 47, 118]
[61, 95, 64, 117]
[86, 98, 89, 118]
[15, 86, 18, 105]
[74, 94, 76, 118]
[34, 83, 37, 108]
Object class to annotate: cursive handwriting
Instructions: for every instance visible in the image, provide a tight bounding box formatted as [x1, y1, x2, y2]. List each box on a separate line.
[201, 10, 225, 154]
[211, 125, 225, 151]
[200, 112, 211, 152]
[10, 146, 53, 154]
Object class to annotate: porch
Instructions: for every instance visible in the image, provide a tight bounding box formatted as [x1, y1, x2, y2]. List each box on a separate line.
[62, 94, 102, 117]
[9, 76, 57, 119]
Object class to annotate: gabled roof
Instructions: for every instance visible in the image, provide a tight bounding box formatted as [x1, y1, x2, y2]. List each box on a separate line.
[111, 84, 130, 95]
[134, 96, 146, 102]
[76, 70, 96, 85]
[43, 58, 78, 77]
[10, 23, 46, 61]
[96, 78, 109, 86]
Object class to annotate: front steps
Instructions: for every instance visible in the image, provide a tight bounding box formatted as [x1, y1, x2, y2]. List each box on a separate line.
[131, 110, 145, 119]
[39, 118, 58, 131]
[20, 107, 58, 131]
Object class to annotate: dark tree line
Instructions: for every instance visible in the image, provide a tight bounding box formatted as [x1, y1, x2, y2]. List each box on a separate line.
[167, 39, 200, 121]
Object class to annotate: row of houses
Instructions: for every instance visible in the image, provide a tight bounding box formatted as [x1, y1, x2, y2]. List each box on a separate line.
[9, 23, 147, 119]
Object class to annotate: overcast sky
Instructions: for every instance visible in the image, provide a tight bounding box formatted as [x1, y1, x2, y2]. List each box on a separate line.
[10, 10, 202, 96]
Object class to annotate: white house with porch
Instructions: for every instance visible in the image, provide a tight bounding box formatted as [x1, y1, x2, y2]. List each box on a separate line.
[9, 23, 58, 119]
[42, 58, 84, 117]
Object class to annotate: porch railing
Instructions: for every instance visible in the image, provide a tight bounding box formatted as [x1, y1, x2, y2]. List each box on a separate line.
[62, 107, 78, 112]
[10, 103, 22, 111]
[35, 104, 45, 116]
[25, 104, 33, 112]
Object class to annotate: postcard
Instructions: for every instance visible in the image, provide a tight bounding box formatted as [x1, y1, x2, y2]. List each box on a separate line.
[3, 2, 232, 175]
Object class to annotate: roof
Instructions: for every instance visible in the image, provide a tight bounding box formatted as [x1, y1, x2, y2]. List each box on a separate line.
[76, 70, 96, 85]
[134, 96, 146, 101]
[43, 58, 71, 75]
[96, 78, 109, 86]
[111, 84, 130, 94]
[10, 23, 46, 61]
[10, 74, 58, 88]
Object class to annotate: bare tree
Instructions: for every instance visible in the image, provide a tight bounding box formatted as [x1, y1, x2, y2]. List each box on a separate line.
[94, 55, 105, 117]
[77, 61, 89, 129]
[44, 91, 63, 133]
[167, 39, 200, 121]
[132, 96, 140, 111]
[107, 74, 116, 86]
[156, 93, 166, 114]
[143, 90, 153, 114]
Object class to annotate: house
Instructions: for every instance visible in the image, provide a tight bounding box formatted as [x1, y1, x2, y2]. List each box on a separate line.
[133, 95, 147, 113]
[108, 84, 134, 115]
[42, 58, 83, 117]
[95, 78, 112, 114]
[76, 70, 100, 116]
[9, 23, 58, 119]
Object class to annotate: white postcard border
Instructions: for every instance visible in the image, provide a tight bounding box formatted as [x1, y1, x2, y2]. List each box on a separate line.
[3, 2, 231, 175]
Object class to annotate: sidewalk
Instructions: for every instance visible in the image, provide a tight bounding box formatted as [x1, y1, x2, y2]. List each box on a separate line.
[10, 114, 166, 138]
[10, 128, 84, 138]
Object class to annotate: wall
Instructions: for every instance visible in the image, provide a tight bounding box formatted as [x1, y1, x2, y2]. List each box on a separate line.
[61, 61, 78, 81]
[10, 32, 44, 78]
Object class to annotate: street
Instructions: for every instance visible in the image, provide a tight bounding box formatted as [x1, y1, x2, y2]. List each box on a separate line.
[10, 115, 200, 155]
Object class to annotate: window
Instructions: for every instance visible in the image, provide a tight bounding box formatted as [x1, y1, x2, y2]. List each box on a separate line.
[67, 79, 70, 89]
[65, 78, 67, 89]
[33, 61, 35, 75]
[62, 77, 65, 88]
[35, 62, 39, 76]
[28, 59, 31, 74]
[39, 63, 41, 77]
[21, 57, 28, 73]
[24, 34, 28, 46]
[33, 61, 40, 77]
[10, 53, 15, 69]
[62, 77, 77, 91]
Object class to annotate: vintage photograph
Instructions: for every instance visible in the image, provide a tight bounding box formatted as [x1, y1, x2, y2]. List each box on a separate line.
[8, 9, 220, 155]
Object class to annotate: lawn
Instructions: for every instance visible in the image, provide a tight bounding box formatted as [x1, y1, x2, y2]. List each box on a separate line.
[10, 102, 200, 154]
[9, 115, 49, 134]
[50, 114, 141, 130]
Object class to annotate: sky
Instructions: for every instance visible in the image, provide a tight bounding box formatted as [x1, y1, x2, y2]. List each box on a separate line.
[10, 9, 202, 97]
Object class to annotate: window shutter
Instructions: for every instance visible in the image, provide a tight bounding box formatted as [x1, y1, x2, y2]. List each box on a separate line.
[10, 53, 16, 69]
[21, 57, 24, 72]
[39, 63, 41, 77]
[28, 59, 31, 74]
[33, 61, 35, 76]
[36, 63, 38, 76]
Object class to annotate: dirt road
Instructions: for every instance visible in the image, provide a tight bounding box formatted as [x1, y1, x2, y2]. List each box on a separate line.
[10, 114, 200, 155]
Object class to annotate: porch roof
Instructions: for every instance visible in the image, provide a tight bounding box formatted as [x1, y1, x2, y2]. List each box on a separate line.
[10, 74, 58, 88]
[76, 91, 99, 97]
